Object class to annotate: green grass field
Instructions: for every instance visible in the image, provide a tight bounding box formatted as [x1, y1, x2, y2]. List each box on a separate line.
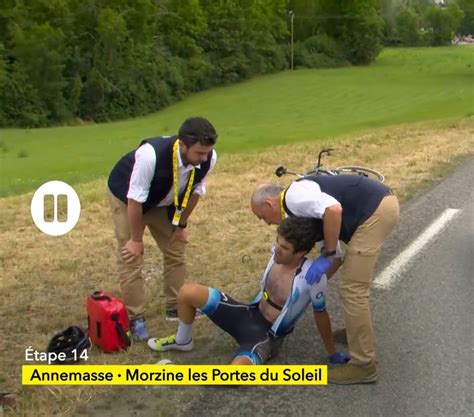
[1, 46, 473, 196]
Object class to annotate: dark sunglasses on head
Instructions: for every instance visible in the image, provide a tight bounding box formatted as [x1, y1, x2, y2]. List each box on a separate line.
[184, 133, 218, 145]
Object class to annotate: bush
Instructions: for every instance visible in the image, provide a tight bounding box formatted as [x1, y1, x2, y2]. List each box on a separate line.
[294, 35, 349, 69]
[417, 29, 433, 47]
[318, 1, 383, 65]
[396, 8, 420, 46]
[0, 64, 47, 127]
[304, 34, 346, 61]
[426, 4, 464, 46]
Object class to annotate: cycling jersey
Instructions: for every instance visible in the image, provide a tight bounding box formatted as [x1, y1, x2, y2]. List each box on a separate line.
[201, 254, 328, 364]
[251, 254, 328, 336]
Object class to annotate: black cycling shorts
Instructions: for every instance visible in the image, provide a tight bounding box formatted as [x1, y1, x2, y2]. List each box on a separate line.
[203, 288, 279, 364]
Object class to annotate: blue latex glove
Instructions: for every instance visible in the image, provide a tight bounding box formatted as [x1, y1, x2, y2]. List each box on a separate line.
[329, 352, 351, 364]
[305, 256, 333, 285]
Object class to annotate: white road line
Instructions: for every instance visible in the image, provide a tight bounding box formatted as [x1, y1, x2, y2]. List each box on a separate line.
[374, 208, 461, 290]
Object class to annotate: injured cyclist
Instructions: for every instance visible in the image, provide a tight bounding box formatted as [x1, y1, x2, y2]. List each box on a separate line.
[147, 216, 349, 365]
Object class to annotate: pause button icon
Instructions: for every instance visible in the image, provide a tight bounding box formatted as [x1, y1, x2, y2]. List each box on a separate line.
[31, 181, 81, 236]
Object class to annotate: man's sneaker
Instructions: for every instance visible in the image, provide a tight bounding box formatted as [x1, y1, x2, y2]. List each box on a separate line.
[130, 316, 150, 342]
[165, 309, 204, 321]
[333, 328, 348, 345]
[147, 335, 194, 352]
[328, 363, 378, 385]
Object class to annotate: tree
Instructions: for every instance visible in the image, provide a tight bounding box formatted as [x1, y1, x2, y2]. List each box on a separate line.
[199, 0, 286, 83]
[157, 0, 207, 58]
[0, 0, 16, 42]
[396, 8, 420, 46]
[156, 0, 211, 92]
[287, 0, 321, 41]
[456, 0, 474, 35]
[378, 0, 401, 45]
[0, 60, 47, 127]
[11, 23, 69, 121]
[79, 67, 105, 121]
[318, 0, 383, 65]
[426, 3, 464, 45]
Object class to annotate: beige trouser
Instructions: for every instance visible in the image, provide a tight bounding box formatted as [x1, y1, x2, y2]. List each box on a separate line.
[340, 195, 400, 365]
[108, 189, 186, 318]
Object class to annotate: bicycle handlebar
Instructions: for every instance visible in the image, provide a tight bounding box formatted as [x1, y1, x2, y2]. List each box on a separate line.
[275, 166, 287, 177]
[317, 147, 334, 168]
[275, 166, 303, 178]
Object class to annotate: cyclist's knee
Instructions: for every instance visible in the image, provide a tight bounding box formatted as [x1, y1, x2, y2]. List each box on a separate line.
[178, 282, 193, 298]
[233, 351, 261, 365]
[178, 282, 206, 304]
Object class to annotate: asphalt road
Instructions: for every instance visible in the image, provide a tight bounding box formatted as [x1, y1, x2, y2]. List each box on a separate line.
[86, 158, 473, 417]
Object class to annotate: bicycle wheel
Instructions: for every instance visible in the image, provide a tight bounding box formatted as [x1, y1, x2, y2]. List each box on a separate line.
[334, 166, 385, 183]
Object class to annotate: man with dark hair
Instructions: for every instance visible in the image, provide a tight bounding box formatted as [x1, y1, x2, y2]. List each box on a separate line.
[251, 176, 399, 383]
[148, 217, 349, 366]
[107, 117, 218, 341]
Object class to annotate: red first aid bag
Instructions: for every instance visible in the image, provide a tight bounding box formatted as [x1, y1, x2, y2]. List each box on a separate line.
[87, 291, 131, 353]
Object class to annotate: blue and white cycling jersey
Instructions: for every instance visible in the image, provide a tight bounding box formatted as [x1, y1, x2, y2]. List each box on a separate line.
[251, 254, 328, 336]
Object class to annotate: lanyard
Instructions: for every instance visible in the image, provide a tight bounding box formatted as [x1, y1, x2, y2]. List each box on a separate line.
[172, 140, 195, 226]
[279, 190, 287, 221]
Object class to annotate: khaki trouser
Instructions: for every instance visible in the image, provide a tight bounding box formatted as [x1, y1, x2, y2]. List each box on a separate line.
[340, 195, 400, 365]
[108, 189, 186, 318]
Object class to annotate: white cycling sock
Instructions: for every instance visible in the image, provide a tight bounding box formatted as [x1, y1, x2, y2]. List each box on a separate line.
[176, 320, 193, 344]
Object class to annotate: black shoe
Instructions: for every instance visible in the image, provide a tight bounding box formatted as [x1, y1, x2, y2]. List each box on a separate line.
[165, 309, 204, 321]
[165, 309, 179, 321]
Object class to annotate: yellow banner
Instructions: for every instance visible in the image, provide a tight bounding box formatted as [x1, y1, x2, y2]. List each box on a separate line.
[22, 364, 327, 386]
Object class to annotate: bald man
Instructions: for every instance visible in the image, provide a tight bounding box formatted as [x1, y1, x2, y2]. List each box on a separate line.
[251, 175, 399, 384]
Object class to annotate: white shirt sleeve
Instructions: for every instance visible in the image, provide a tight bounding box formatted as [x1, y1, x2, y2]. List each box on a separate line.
[285, 179, 340, 218]
[126, 143, 156, 203]
[192, 150, 217, 195]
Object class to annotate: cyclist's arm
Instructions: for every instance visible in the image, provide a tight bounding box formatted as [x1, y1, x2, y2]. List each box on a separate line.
[314, 310, 336, 356]
[310, 277, 336, 356]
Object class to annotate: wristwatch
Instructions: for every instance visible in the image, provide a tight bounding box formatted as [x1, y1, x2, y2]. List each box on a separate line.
[321, 247, 336, 257]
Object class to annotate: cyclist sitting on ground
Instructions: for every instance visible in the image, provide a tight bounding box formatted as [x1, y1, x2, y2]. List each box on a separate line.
[148, 217, 349, 365]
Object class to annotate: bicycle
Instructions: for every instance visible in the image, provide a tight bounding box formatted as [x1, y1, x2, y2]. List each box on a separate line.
[275, 148, 385, 183]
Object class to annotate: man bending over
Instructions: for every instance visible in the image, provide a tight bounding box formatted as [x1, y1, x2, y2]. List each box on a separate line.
[148, 217, 349, 365]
